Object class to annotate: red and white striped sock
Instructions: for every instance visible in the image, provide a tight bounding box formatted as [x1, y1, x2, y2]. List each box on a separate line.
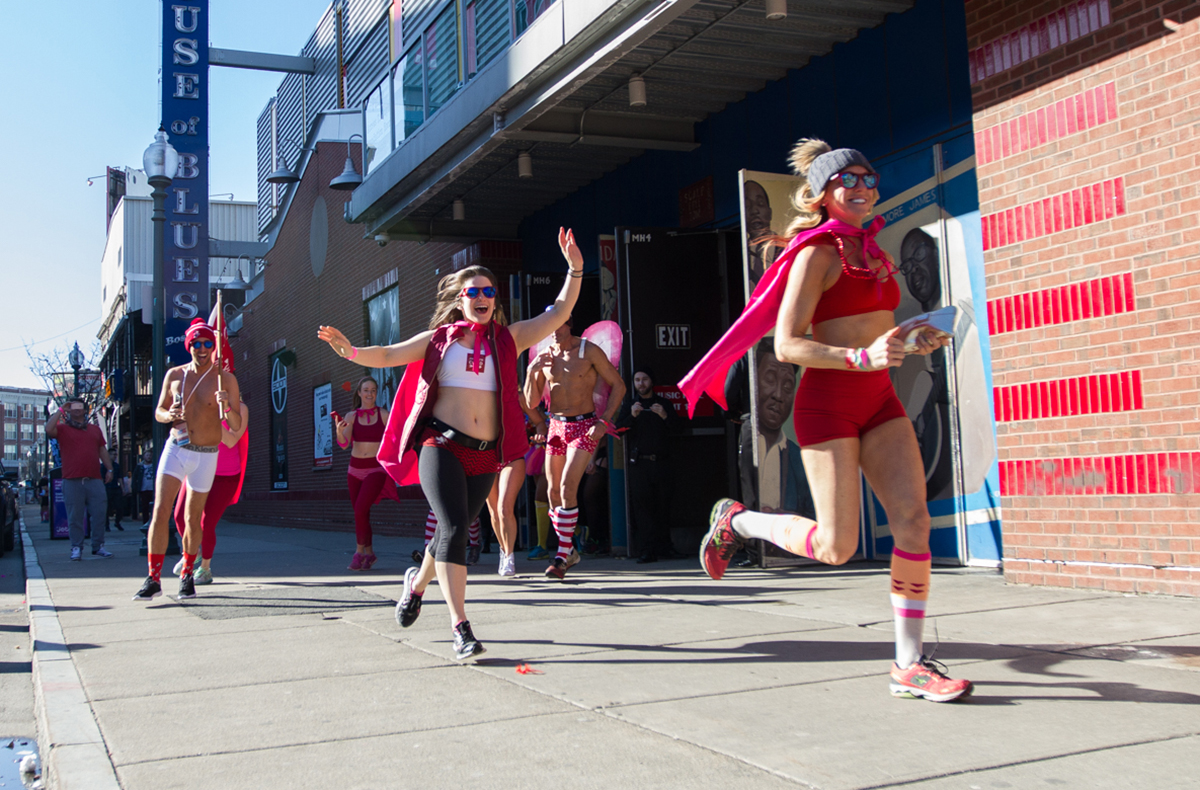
[554, 507, 578, 561]
[424, 510, 437, 548]
[468, 518, 481, 548]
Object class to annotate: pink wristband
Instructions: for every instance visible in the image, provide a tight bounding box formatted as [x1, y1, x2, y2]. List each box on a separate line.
[347, 346, 358, 361]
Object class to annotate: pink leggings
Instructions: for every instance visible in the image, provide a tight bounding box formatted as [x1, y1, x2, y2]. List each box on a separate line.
[348, 458, 388, 546]
[173, 473, 240, 560]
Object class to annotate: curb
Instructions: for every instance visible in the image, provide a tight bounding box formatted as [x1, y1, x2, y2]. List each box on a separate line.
[22, 516, 122, 790]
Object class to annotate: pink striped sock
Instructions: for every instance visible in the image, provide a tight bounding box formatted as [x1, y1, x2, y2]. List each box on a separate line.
[468, 518, 481, 548]
[424, 510, 437, 548]
[554, 507, 578, 561]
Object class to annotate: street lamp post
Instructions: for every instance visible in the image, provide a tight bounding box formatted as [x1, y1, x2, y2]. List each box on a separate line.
[68, 342, 84, 399]
[142, 129, 179, 462]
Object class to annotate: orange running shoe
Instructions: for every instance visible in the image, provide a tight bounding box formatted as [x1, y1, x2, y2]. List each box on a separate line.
[889, 655, 973, 702]
[700, 499, 745, 581]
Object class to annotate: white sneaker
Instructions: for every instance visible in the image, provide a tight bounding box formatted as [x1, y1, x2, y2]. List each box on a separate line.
[172, 557, 186, 576]
[498, 552, 516, 577]
[69, 546, 82, 561]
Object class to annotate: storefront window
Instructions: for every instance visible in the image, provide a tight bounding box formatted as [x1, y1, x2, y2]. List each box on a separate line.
[515, 0, 556, 37]
[425, 5, 460, 117]
[366, 287, 401, 406]
[393, 46, 424, 143]
[363, 78, 393, 173]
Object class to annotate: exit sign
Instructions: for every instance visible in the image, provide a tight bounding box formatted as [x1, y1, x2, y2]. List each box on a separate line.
[656, 324, 691, 349]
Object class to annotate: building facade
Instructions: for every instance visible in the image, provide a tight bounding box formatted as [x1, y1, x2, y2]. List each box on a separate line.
[967, 0, 1200, 596]
[237, 0, 1200, 595]
[0, 387, 51, 482]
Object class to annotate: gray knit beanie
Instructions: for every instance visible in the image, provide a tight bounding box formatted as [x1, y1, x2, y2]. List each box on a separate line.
[807, 148, 875, 195]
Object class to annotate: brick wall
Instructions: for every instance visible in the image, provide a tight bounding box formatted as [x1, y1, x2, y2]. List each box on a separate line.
[968, 0, 1200, 595]
[224, 141, 473, 538]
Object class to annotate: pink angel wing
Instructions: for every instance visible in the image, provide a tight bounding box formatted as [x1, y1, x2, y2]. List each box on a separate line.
[581, 320, 623, 414]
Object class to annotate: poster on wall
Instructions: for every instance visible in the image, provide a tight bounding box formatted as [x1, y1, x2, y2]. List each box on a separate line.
[270, 353, 289, 490]
[738, 171, 820, 567]
[873, 138, 1000, 564]
[366, 286, 400, 406]
[313, 382, 333, 471]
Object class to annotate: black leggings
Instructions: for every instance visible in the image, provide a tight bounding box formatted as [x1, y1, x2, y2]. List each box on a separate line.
[419, 445, 496, 566]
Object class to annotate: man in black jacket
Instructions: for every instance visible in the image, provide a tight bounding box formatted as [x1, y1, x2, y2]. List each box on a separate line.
[616, 368, 679, 563]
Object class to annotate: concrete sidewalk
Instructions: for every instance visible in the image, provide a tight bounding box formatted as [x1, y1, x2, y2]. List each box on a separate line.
[22, 511, 1200, 789]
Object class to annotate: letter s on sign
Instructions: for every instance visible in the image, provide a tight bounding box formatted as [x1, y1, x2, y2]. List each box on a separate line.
[173, 38, 199, 66]
[172, 292, 199, 321]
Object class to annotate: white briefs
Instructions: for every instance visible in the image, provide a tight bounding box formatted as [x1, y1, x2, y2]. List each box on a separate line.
[157, 439, 219, 493]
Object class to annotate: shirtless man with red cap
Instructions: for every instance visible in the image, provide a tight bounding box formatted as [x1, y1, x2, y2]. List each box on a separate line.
[134, 318, 241, 601]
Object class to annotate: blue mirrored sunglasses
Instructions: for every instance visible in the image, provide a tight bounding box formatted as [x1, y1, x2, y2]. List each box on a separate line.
[830, 171, 880, 190]
[190, 339, 215, 349]
[461, 286, 496, 299]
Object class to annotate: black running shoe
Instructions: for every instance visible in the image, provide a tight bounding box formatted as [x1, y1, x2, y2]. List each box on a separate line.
[411, 549, 425, 565]
[177, 573, 197, 600]
[133, 576, 161, 602]
[395, 566, 423, 628]
[453, 620, 486, 661]
[467, 544, 481, 566]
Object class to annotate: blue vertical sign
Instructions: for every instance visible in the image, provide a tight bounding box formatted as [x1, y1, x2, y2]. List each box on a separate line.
[161, 2, 209, 365]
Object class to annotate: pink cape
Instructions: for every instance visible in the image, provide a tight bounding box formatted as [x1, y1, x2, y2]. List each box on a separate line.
[377, 359, 424, 487]
[677, 217, 886, 417]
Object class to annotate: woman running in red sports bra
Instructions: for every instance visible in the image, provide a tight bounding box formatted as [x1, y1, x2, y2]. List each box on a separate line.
[691, 139, 972, 702]
[336, 376, 390, 570]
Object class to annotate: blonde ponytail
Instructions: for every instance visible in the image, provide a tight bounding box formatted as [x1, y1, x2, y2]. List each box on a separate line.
[785, 137, 833, 236]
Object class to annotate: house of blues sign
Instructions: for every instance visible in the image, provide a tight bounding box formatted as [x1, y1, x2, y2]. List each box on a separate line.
[162, 3, 210, 365]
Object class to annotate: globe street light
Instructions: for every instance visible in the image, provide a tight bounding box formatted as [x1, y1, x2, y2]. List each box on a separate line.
[68, 342, 84, 398]
[142, 128, 179, 461]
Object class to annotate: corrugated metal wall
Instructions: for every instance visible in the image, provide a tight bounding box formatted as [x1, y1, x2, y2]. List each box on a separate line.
[257, 100, 276, 231]
[346, 16, 390, 108]
[256, 1, 390, 233]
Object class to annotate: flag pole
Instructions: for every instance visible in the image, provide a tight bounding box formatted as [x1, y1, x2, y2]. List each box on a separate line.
[215, 289, 225, 417]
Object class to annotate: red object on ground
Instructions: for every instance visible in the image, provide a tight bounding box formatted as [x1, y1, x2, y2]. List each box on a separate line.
[516, 663, 543, 675]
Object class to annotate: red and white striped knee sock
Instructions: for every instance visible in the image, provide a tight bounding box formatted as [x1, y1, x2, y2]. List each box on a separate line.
[424, 510, 437, 548]
[468, 518, 481, 548]
[553, 507, 578, 561]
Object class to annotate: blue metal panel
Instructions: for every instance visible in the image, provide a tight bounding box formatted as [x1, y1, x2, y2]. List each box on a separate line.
[886, 0, 952, 151]
[832, 23, 892, 159]
[944, 0, 974, 129]
[785, 53, 840, 149]
[744, 79, 791, 174]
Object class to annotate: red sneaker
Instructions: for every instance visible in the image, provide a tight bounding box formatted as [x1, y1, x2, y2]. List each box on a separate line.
[890, 656, 973, 702]
[700, 499, 745, 581]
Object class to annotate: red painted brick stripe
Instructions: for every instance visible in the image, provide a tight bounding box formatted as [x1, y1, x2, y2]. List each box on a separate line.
[969, 0, 1112, 84]
[999, 452, 1200, 497]
[993, 371, 1143, 422]
[981, 177, 1124, 251]
[976, 83, 1116, 166]
[986, 273, 1134, 335]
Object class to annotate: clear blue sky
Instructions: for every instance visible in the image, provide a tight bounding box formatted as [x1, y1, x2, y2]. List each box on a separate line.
[0, 0, 334, 390]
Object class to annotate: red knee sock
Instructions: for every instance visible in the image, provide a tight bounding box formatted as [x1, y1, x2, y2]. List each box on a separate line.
[468, 518, 481, 548]
[148, 553, 164, 582]
[182, 553, 197, 576]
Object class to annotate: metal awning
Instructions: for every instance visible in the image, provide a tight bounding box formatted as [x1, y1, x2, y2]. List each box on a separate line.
[353, 0, 912, 241]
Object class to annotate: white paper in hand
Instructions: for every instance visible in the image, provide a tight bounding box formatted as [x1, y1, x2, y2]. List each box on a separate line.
[896, 305, 957, 352]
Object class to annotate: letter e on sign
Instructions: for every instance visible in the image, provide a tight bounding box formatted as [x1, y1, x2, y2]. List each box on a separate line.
[655, 324, 691, 350]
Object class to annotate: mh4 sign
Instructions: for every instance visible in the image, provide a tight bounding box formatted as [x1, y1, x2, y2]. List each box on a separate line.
[162, 3, 210, 365]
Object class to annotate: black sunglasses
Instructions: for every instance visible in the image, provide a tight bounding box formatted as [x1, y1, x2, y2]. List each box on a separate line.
[830, 171, 880, 190]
